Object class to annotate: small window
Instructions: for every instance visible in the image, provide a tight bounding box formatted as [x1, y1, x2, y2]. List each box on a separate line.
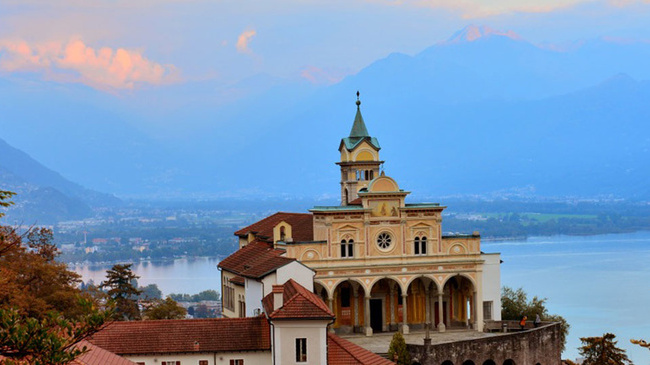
[229, 360, 244, 365]
[280, 226, 286, 241]
[199, 361, 208, 365]
[483, 301, 493, 320]
[136, 363, 145, 365]
[296, 338, 307, 362]
[414, 236, 427, 255]
[162, 362, 180, 365]
[341, 239, 354, 258]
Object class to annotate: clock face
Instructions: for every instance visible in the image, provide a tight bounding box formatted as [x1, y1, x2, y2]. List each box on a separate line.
[377, 232, 392, 250]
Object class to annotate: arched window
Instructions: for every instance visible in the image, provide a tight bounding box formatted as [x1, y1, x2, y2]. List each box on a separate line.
[280, 226, 286, 241]
[369, 170, 374, 179]
[341, 239, 354, 258]
[414, 236, 427, 255]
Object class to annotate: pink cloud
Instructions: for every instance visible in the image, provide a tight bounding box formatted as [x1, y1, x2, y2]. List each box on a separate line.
[236, 30, 256, 54]
[0, 38, 180, 90]
[300, 66, 353, 85]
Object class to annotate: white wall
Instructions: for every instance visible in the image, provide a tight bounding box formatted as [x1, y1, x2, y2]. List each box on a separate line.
[276, 261, 315, 292]
[245, 279, 264, 317]
[481, 253, 502, 321]
[272, 320, 329, 365]
[126, 351, 270, 365]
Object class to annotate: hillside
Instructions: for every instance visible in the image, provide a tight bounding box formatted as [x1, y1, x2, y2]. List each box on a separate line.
[0, 138, 120, 223]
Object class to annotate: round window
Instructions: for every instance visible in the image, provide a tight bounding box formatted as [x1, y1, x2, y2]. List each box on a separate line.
[377, 232, 392, 250]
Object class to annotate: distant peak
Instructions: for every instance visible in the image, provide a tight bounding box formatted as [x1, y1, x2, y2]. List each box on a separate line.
[446, 25, 523, 43]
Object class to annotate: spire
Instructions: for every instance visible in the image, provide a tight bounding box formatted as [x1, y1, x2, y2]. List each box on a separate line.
[349, 91, 370, 138]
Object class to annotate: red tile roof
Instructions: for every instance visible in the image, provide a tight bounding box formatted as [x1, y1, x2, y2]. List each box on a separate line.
[348, 197, 363, 205]
[327, 334, 395, 365]
[218, 240, 296, 279]
[0, 342, 135, 365]
[263, 279, 334, 320]
[234, 212, 314, 242]
[73, 341, 137, 365]
[88, 317, 270, 355]
[229, 275, 245, 285]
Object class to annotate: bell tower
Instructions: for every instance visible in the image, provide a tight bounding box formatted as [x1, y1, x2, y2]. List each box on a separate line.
[337, 92, 383, 205]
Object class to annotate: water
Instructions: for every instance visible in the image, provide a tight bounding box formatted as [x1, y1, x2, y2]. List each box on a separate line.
[72, 257, 223, 297]
[71, 232, 650, 364]
[484, 231, 650, 364]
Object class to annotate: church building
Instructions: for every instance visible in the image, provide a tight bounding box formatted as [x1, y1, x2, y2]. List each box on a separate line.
[220, 94, 501, 336]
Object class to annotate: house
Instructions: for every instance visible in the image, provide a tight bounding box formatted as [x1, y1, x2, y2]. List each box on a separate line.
[89, 280, 393, 365]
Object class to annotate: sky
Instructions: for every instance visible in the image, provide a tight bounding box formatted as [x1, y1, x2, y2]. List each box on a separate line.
[2, 0, 650, 96]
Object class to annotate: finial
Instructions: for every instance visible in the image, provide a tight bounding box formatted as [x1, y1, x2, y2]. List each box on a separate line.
[356, 91, 361, 106]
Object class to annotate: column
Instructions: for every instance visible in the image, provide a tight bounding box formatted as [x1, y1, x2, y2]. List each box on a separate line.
[401, 293, 409, 334]
[389, 284, 396, 331]
[424, 287, 431, 326]
[472, 290, 477, 329]
[364, 295, 372, 336]
[437, 292, 446, 332]
[353, 287, 359, 330]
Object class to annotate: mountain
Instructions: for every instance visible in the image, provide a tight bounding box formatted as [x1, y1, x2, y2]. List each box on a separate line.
[2, 25, 650, 200]
[0, 138, 120, 223]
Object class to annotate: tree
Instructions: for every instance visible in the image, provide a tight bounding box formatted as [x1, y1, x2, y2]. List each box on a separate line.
[100, 264, 142, 320]
[139, 284, 162, 300]
[501, 286, 569, 351]
[0, 191, 109, 364]
[578, 333, 632, 365]
[387, 331, 410, 365]
[143, 297, 187, 320]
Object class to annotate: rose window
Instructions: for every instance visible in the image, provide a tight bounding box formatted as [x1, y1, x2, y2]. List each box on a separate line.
[377, 232, 392, 249]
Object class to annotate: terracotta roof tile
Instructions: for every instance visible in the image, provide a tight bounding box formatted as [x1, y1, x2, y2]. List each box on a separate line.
[234, 212, 313, 242]
[218, 240, 291, 279]
[229, 275, 245, 285]
[88, 317, 270, 355]
[0, 342, 135, 365]
[348, 197, 363, 205]
[263, 279, 334, 320]
[327, 334, 395, 365]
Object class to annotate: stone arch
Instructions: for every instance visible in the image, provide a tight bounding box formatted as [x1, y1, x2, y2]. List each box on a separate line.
[404, 276, 435, 330]
[448, 242, 468, 255]
[482, 361, 496, 365]
[441, 273, 477, 289]
[441, 274, 477, 329]
[300, 249, 321, 261]
[367, 277, 403, 333]
[503, 360, 516, 365]
[462, 361, 476, 365]
[331, 279, 366, 332]
[313, 279, 334, 300]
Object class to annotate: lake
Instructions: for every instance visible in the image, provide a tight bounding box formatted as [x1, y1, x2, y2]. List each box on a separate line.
[72, 231, 650, 364]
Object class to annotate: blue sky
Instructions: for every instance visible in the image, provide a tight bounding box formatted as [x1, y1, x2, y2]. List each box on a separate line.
[2, 0, 650, 95]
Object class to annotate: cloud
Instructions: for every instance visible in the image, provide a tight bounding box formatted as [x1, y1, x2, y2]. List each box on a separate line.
[300, 66, 353, 85]
[236, 30, 256, 54]
[0, 38, 180, 90]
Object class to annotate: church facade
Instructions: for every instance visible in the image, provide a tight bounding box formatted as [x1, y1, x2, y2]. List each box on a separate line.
[221, 96, 501, 336]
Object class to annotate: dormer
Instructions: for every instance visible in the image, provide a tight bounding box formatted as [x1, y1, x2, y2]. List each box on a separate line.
[273, 221, 292, 243]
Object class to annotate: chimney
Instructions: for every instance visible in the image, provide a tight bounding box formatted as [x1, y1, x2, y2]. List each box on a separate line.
[272, 285, 284, 311]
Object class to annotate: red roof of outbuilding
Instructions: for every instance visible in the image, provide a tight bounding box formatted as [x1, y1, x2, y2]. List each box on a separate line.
[218, 240, 296, 279]
[88, 317, 270, 355]
[263, 279, 334, 320]
[327, 334, 395, 365]
[234, 212, 314, 242]
[0, 342, 136, 365]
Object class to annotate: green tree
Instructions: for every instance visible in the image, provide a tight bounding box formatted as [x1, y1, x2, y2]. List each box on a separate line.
[387, 331, 410, 365]
[139, 284, 162, 300]
[143, 297, 186, 320]
[578, 333, 631, 365]
[101, 264, 142, 321]
[501, 286, 569, 351]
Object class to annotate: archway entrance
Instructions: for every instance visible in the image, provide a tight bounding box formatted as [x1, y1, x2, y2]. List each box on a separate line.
[331, 280, 364, 333]
[368, 278, 401, 333]
[442, 275, 476, 329]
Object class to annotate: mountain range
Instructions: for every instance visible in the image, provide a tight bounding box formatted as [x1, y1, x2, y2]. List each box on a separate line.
[1, 25, 649, 200]
[0, 138, 119, 223]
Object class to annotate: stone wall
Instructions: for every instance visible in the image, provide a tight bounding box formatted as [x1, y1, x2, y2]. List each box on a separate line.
[407, 323, 562, 365]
